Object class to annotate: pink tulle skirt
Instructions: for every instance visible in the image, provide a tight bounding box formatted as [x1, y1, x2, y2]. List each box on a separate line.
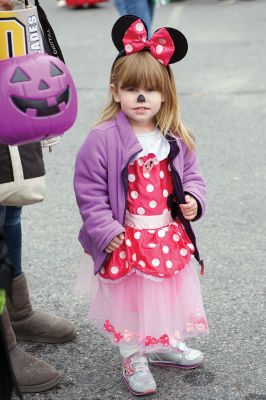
[78, 255, 209, 353]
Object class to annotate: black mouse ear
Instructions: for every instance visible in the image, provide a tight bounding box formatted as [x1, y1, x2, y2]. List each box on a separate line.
[157, 27, 188, 64]
[112, 15, 148, 52]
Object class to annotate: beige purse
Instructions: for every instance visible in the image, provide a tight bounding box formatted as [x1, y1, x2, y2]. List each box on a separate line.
[0, 143, 45, 206]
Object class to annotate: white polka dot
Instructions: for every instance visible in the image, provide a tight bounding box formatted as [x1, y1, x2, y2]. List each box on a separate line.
[152, 258, 160, 267]
[136, 22, 144, 32]
[160, 170, 164, 179]
[163, 189, 168, 198]
[138, 260, 146, 268]
[132, 253, 137, 261]
[131, 191, 138, 199]
[119, 251, 126, 259]
[180, 248, 188, 256]
[168, 164, 171, 171]
[166, 260, 172, 268]
[126, 239, 132, 247]
[158, 230, 166, 237]
[125, 44, 133, 53]
[174, 270, 179, 275]
[138, 159, 144, 166]
[163, 246, 169, 254]
[137, 207, 145, 215]
[111, 266, 119, 274]
[148, 243, 156, 248]
[148, 230, 155, 233]
[146, 184, 154, 192]
[163, 208, 169, 214]
[100, 267, 105, 274]
[173, 234, 180, 242]
[143, 172, 150, 179]
[149, 200, 157, 208]
[187, 243, 194, 250]
[134, 231, 141, 239]
[128, 174, 136, 182]
[156, 44, 163, 54]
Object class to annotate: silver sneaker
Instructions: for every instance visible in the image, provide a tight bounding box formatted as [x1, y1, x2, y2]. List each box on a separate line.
[122, 353, 157, 396]
[148, 341, 203, 369]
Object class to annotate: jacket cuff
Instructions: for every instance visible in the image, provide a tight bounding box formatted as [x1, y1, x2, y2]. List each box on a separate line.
[99, 224, 125, 253]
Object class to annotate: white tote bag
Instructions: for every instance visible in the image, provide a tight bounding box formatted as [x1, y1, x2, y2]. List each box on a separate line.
[0, 145, 45, 206]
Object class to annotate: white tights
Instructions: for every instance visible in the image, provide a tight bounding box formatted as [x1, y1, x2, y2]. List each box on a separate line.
[119, 339, 141, 358]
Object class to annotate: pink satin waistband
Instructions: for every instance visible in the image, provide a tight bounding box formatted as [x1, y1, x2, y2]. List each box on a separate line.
[125, 210, 173, 229]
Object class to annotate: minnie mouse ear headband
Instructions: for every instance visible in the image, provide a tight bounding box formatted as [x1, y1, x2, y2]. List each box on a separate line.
[112, 15, 188, 67]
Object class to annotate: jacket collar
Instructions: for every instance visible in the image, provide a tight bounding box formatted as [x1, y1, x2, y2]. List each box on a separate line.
[166, 132, 180, 162]
[115, 111, 180, 168]
[115, 111, 142, 169]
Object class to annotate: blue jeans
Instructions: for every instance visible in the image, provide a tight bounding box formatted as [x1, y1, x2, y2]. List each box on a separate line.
[113, 0, 154, 36]
[0, 206, 22, 277]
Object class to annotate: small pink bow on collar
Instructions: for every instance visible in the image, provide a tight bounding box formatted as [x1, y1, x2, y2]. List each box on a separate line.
[123, 19, 175, 66]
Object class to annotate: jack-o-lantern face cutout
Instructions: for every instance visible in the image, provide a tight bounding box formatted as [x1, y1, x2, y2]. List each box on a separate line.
[0, 53, 78, 145]
[11, 62, 70, 117]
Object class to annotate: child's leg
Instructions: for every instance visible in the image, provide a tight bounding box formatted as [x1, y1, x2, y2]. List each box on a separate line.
[119, 339, 140, 358]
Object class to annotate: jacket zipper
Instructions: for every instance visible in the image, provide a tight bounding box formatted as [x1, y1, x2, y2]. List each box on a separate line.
[169, 159, 204, 275]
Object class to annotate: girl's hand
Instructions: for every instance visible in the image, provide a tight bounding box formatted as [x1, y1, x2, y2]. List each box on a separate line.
[105, 233, 125, 253]
[180, 195, 198, 221]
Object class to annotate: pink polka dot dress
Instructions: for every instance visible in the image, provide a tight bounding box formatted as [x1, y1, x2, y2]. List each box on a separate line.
[87, 131, 208, 352]
[99, 153, 194, 280]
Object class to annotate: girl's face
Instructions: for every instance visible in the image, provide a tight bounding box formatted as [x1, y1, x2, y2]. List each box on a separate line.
[111, 85, 165, 132]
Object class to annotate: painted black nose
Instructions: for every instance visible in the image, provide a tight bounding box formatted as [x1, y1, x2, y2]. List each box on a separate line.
[137, 94, 146, 103]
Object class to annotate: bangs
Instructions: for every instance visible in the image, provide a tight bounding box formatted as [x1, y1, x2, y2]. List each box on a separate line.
[113, 51, 168, 92]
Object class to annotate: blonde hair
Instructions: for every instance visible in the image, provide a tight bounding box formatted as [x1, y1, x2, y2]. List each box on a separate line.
[97, 51, 195, 150]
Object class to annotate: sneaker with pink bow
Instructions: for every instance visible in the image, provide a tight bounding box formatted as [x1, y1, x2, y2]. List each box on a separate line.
[148, 340, 203, 369]
[122, 353, 157, 396]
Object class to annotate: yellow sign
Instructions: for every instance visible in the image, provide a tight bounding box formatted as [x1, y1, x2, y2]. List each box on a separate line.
[0, 7, 43, 60]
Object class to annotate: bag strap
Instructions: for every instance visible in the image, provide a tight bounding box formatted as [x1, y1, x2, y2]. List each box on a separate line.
[8, 146, 24, 183]
[32, 0, 65, 63]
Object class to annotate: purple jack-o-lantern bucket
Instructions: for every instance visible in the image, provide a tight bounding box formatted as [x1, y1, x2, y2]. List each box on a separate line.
[0, 53, 78, 145]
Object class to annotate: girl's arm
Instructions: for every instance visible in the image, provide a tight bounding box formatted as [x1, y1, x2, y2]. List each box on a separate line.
[181, 143, 206, 222]
[74, 129, 125, 258]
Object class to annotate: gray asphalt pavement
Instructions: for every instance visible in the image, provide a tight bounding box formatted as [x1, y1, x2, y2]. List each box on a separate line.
[21, 0, 266, 399]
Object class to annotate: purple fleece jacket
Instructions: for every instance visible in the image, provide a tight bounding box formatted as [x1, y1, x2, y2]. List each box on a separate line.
[74, 111, 206, 275]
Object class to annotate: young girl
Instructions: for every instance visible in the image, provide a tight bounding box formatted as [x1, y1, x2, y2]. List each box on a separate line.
[74, 15, 208, 396]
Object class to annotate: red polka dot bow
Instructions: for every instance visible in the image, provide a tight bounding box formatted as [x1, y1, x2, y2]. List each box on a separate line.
[104, 320, 123, 343]
[112, 15, 188, 66]
[145, 334, 170, 347]
[123, 19, 175, 66]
